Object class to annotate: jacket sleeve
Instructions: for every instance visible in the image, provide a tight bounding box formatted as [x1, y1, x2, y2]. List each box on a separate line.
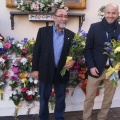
[32, 28, 41, 71]
[84, 24, 95, 70]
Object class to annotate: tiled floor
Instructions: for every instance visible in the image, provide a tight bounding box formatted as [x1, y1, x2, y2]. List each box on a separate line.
[0, 108, 120, 120]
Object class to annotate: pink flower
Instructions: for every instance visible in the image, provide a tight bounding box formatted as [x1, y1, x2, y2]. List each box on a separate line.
[74, 63, 80, 70]
[12, 67, 19, 74]
[4, 42, 11, 49]
[21, 87, 28, 92]
[22, 49, 28, 54]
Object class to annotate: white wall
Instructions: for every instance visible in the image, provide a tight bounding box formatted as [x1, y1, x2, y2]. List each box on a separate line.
[0, 0, 120, 116]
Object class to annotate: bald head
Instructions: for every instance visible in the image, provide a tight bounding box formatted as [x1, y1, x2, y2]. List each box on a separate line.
[105, 3, 119, 12]
[104, 3, 119, 24]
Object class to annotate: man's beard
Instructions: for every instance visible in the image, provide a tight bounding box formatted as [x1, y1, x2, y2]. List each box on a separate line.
[55, 22, 66, 29]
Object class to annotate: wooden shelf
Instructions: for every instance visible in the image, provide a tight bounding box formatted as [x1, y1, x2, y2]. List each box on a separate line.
[10, 11, 85, 30]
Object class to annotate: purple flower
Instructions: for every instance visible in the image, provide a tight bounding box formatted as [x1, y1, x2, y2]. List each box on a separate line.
[73, 41, 77, 45]
[11, 75, 19, 80]
[78, 29, 87, 37]
[106, 48, 112, 53]
[21, 38, 28, 43]
[6, 36, 15, 44]
[117, 34, 120, 40]
[3, 48, 7, 53]
[0, 48, 3, 53]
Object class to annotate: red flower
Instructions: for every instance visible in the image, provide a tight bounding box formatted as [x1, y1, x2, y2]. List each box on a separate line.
[51, 91, 55, 96]
[66, 89, 69, 95]
[3, 70, 9, 79]
[78, 73, 85, 79]
[2, 55, 7, 59]
[27, 95, 33, 100]
[0, 34, 4, 41]
[29, 57, 32, 61]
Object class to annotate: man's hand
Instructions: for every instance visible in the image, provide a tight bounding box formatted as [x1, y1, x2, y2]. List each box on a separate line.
[32, 71, 39, 80]
[90, 67, 99, 77]
[64, 60, 76, 70]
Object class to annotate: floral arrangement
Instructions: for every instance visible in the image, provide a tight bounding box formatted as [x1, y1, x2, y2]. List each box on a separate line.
[0, 34, 14, 96]
[60, 29, 87, 77]
[14, 0, 68, 13]
[5, 38, 39, 117]
[103, 35, 120, 86]
[98, 5, 105, 19]
[9, 90, 22, 118]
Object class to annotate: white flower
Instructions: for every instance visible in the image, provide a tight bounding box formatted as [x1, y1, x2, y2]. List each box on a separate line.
[27, 90, 33, 95]
[9, 81, 13, 84]
[60, 4, 65, 8]
[40, 3, 45, 9]
[58, 0, 62, 3]
[14, 1, 18, 6]
[0, 42, 3, 48]
[17, 43, 23, 49]
[20, 58, 28, 65]
[64, 6, 68, 11]
[34, 88, 38, 93]
[29, 78, 33, 83]
[34, 79, 38, 84]
[9, 92, 13, 97]
[0, 70, 3, 76]
[1, 82, 4, 85]
[13, 90, 17, 95]
[32, 92, 35, 95]
[0, 58, 5, 64]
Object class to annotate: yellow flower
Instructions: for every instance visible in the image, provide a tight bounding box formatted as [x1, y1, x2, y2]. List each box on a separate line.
[21, 78, 27, 83]
[20, 72, 28, 78]
[66, 56, 72, 63]
[114, 47, 120, 53]
[82, 41, 85, 47]
[30, 62, 32, 66]
[29, 40, 35, 45]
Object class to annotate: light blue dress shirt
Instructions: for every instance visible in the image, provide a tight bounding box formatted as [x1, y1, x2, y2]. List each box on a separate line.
[53, 25, 64, 67]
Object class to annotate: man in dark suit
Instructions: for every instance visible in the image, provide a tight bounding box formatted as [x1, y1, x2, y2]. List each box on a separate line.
[83, 3, 120, 120]
[32, 8, 75, 120]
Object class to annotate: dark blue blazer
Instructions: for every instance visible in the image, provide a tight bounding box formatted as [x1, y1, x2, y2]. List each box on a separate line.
[84, 21, 120, 78]
[32, 26, 74, 84]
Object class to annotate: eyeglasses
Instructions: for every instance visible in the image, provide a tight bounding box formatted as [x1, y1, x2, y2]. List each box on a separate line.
[55, 14, 68, 19]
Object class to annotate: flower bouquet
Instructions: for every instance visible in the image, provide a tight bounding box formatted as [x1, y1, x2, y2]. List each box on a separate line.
[60, 30, 87, 77]
[49, 90, 55, 110]
[103, 36, 120, 86]
[9, 90, 22, 118]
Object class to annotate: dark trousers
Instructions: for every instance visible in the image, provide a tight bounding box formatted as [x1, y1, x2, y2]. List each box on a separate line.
[39, 80, 67, 120]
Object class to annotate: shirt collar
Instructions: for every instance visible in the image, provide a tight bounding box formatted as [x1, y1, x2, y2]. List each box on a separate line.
[53, 25, 64, 35]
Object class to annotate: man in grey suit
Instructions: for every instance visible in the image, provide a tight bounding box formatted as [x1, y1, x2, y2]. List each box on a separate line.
[32, 8, 75, 120]
[83, 3, 120, 120]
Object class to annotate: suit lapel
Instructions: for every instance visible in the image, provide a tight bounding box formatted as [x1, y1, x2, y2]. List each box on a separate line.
[47, 26, 55, 64]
